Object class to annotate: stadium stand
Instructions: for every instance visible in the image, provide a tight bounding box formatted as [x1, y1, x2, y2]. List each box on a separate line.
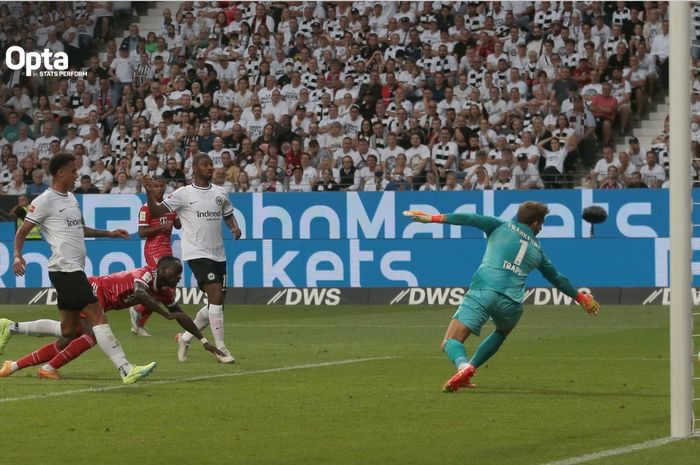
[0, 1, 684, 193]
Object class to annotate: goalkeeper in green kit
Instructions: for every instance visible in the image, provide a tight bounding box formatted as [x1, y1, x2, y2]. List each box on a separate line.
[404, 201, 600, 393]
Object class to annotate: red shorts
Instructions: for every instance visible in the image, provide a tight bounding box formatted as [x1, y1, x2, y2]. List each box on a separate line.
[145, 250, 173, 268]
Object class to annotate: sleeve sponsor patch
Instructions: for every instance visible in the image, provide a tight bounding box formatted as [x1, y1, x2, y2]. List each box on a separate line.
[140, 271, 153, 284]
[28, 204, 36, 214]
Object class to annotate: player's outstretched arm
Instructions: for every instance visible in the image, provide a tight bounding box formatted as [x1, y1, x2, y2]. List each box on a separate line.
[403, 210, 503, 234]
[538, 254, 600, 316]
[138, 224, 170, 238]
[83, 226, 130, 239]
[166, 305, 224, 357]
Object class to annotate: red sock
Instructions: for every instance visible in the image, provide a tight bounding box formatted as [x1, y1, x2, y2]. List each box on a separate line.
[16, 341, 61, 369]
[47, 333, 97, 370]
[136, 304, 153, 327]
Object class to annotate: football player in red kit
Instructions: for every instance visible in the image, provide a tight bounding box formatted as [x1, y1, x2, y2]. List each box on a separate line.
[131, 176, 181, 336]
[0, 257, 222, 379]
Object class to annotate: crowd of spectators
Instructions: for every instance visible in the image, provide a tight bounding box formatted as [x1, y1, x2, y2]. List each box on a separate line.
[0, 1, 682, 194]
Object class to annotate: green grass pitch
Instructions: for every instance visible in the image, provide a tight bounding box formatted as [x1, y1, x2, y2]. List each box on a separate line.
[1, 304, 700, 465]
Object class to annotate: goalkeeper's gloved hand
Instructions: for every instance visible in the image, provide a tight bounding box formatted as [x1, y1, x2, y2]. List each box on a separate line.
[576, 292, 600, 316]
[403, 210, 443, 224]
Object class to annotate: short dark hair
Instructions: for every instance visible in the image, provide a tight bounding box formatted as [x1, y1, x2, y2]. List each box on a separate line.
[157, 255, 183, 271]
[193, 153, 212, 167]
[517, 201, 549, 227]
[81, 175, 91, 181]
[49, 153, 75, 176]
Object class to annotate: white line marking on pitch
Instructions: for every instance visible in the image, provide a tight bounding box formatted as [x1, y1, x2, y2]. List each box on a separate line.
[539, 437, 681, 465]
[235, 324, 445, 329]
[0, 356, 398, 404]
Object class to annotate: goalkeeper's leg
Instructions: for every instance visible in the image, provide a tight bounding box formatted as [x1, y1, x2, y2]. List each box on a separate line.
[441, 320, 472, 371]
[440, 292, 490, 392]
[469, 330, 509, 368]
[468, 297, 523, 368]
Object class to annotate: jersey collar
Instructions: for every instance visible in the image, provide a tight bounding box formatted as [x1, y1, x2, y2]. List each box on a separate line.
[49, 188, 69, 197]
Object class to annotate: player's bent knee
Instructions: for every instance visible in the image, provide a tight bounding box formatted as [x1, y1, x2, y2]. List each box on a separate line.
[82, 304, 108, 326]
[60, 326, 79, 340]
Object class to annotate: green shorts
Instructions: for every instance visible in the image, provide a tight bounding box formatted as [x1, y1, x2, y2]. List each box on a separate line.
[453, 289, 523, 336]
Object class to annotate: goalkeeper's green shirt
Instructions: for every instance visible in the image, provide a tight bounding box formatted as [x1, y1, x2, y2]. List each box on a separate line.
[443, 213, 579, 303]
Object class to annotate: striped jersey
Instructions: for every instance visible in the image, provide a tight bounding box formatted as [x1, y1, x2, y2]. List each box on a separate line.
[89, 266, 175, 311]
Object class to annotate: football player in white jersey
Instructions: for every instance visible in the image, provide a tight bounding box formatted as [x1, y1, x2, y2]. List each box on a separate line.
[12, 153, 157, 384]
[143, 154, 242, 364]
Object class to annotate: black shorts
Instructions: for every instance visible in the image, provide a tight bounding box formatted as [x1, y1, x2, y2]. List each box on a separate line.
[48, 271, 99, 311]
[188, 259, 227, 291]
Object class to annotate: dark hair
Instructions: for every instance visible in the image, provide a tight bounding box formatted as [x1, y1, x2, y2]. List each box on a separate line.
[517, 201, 549, 226]
[157, 255, 183, 271]
[81, 174, 91, 181]
[49, 153, 75, 176]
[193, 153, 212, 166]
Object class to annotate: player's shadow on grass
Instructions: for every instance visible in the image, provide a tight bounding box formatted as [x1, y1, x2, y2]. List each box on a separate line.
[467, 386, 666, 399]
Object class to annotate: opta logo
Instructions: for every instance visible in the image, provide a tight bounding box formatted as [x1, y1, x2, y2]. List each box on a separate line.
[5, 46, 69, 77]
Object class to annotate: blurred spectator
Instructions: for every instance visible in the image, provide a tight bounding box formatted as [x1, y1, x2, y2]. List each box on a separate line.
[74, 175, 100, 194]
[4, 169, 26, 195]
[111, 172, 139, 194]
[513, 153, 543, 189]
[599, 166, 624, 189]
[626, 171, 648, 188]
[592, 145, 620, 182]
[639, 151, 667, 187]
[314, 168, 341, 192]
[260, 166, 285, 192]
[465, 166, 491, 190]
[213, 168, 234, 192]
[338, 156, 361, 191]
[288, 165, 312, 192]
[26, 170, 49, 196]
[91, 159, 114, 193]
[590, 82, 617, 145]
[493, 166, 515, 190]
[9, 195, 41, 239]
[162, 157, 187, 189]
[442, 171, 463, 191]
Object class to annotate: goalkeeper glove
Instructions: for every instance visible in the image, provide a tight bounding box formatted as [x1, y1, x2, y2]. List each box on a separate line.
[576, 292, 600, 316]
[403, 210, 444, 223]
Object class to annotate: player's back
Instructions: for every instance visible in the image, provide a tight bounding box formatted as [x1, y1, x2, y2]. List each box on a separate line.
[469, 220, 544, 303]
[90, 266, 156, 311]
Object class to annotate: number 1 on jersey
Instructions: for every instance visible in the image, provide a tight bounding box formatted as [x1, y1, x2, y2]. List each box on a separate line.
[513, 239, 528, 266]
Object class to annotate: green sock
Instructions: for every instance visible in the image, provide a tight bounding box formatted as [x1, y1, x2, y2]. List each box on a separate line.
[469, 331, 506, 368]
[443, 339, 469, 369]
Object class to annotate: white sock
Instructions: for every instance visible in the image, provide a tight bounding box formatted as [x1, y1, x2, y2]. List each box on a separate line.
[181, 305, 210, 343]
[10, 361, 18, 373]
[41, 364, 55, 372]
[457, 362, 470, 371]
[92, 324, 133, 377]
[12, 320, 62, 337]
[208, 304, 226, 349]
